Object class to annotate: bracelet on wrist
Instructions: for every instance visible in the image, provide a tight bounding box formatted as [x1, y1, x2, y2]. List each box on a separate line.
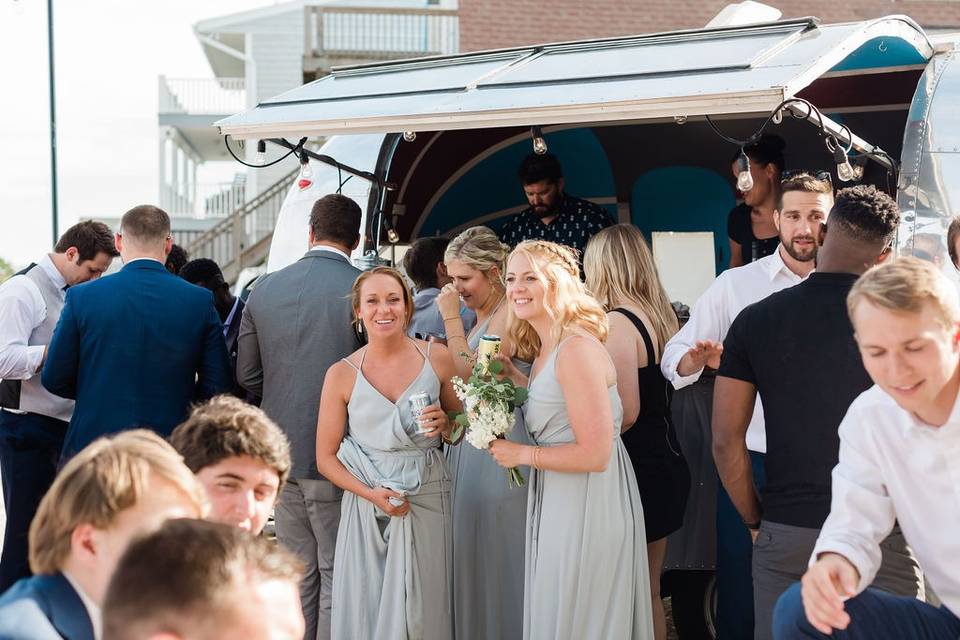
[744, 519, 762, 531]
[442, 315, 460, 322]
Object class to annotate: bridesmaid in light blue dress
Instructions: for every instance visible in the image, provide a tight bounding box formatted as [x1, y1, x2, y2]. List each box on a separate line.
[490, 241, 654, 640]
[437, 226, 531, 640]
[316, 267, 462, 640]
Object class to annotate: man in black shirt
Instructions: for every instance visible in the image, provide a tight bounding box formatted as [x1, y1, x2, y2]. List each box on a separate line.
[497, 153, 614, 257]
[713, 184, 922, 640]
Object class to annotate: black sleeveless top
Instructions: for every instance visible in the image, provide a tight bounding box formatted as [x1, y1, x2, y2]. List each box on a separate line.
[727, 203, 779, 265]
[612, 308, 682, 459]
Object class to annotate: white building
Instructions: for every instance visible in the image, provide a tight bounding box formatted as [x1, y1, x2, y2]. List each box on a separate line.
[157, 0, 459, 279]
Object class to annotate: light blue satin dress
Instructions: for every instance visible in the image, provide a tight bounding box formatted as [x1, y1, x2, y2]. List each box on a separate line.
[332, 342, 452, 640]
[522, 337, 653, 640]
[446, 318, 531, 640]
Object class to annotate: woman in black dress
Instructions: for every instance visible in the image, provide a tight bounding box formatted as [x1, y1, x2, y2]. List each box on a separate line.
[727, 134, 785, 267]
[584, 224, 690, 640]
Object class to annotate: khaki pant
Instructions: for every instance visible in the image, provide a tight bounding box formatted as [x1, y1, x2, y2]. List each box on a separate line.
[752, 520, 923, 640]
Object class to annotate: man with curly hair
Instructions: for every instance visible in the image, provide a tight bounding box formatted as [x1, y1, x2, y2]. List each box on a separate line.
[170, 395, 291, 535]
[713, 185, 921, 639]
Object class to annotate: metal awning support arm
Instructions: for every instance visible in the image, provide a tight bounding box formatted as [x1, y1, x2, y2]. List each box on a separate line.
[782, 99, 897, 172]
[268, 138, 391, 189]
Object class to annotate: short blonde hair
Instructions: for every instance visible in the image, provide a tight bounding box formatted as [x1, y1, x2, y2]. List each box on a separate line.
[506, 240, 608, 362]
[444, 226, 510, 281]
[847, 257, 960, 329]
[28, 430, 204, 575]
[584, 224, 678, 354]
[350, 266, 415, 329]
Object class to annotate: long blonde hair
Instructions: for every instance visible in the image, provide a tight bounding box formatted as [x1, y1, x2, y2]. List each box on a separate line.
[583, 224, 678, 355]
[506, 240, 609, 361]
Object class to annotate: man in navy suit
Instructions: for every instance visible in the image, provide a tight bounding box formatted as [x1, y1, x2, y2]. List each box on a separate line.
[41, 205, 232, 459]
[0, 430, 204, 639]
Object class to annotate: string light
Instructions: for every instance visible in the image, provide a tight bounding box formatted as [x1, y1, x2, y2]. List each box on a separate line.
[531, 126, 547, 155]
[736, 149, 754, 192]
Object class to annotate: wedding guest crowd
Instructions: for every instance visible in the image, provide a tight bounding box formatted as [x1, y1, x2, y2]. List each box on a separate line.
[2, 168, 959, 640]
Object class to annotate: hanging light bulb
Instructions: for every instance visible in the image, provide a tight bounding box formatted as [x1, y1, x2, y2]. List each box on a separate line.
[830, 140, 855, 182]
[299, 150, 313, 179]
[531, 126, 548, 155]
[403, 131, 417, 142]
[387, 227, 400, 244]
[256, 139, 266, 164]
[736, 149, 754, 193]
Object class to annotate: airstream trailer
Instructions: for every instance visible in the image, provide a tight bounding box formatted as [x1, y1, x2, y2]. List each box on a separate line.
[216, 12, 959, 638]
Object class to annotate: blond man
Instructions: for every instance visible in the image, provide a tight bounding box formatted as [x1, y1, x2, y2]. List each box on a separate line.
[0, 430, 205, 640]
[170, 395, 291, 535]
[774, 257, 960, 639]
[102, 518, 304, 640]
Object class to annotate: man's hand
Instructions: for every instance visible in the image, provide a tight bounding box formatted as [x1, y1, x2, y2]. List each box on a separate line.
[677, 340, 723, 376]
[800, 552, 860, 634]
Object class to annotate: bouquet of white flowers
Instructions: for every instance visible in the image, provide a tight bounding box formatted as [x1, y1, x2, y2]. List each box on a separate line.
[449, 358, 529, 487]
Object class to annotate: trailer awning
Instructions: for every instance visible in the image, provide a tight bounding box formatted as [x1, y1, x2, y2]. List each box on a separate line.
[216, 15, 932, 139]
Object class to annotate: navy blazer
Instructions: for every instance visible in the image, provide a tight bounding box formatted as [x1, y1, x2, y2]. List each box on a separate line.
[41, 259, 232, 458]
[0, 573, 94, 640]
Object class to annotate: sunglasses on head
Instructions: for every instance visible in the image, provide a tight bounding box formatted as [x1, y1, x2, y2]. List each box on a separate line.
[780, 170, 833, 184]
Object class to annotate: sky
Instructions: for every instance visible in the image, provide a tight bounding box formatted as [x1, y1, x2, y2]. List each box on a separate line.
[0, 0, 277, 268]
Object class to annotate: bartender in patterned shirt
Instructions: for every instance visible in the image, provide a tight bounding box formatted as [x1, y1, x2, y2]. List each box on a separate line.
[498, 153, 614, 258]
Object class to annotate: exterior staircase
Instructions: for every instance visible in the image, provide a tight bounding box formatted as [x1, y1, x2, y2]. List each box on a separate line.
[186, 168, 298, 284]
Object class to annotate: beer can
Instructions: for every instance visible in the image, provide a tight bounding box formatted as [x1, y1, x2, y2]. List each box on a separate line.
[478, 334, 502, 374]
[409, 392, 432, 433]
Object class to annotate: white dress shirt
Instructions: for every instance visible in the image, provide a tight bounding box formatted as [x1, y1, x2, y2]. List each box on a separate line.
[660, 248, 807, 453]
[812, 384, 960, 614]
[309, 244, 352, 262]
[0, 254, 65, 380]
[63, 570, 102, 640]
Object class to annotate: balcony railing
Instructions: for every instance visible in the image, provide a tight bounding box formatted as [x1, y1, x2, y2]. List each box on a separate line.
[186, 169, 298, 284]
[304, 6, 459, 61]
[158, 76, 246, 115]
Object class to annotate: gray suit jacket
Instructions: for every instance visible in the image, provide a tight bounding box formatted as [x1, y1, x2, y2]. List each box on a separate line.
[237, 248, 361, 479]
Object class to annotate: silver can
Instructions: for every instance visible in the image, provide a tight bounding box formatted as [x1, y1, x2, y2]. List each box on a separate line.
[409, 392, 432, 433]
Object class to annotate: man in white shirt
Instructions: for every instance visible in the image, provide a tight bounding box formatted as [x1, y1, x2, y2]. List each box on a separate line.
[0, 221, 117, 591]
[0, 430, 205, 640]
[773, 257, 960, 639]
[661, 173, 827, 638]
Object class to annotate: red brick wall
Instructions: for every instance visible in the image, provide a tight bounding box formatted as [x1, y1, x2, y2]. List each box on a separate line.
[459, 0, 960, 52]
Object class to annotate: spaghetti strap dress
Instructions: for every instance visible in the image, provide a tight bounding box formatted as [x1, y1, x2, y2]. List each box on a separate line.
[446, 315, 531, 640]
[332, 341, 452, 640]
[612, 307, 690, 542]
[522, 336, 654, 639]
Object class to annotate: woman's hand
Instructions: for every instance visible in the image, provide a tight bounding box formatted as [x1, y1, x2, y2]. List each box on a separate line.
[417, 403, 451, 439]
[365, 486, 410, 517]
[436, 283, 462, 320]
[492, 353, 528, 387]
[489, 440, 532, 468]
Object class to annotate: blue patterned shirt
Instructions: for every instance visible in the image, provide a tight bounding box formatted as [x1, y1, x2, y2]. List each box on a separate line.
[498, 194, 615, 256]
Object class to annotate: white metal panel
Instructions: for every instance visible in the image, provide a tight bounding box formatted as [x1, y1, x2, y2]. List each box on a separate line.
[216, 16, 932, 140]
